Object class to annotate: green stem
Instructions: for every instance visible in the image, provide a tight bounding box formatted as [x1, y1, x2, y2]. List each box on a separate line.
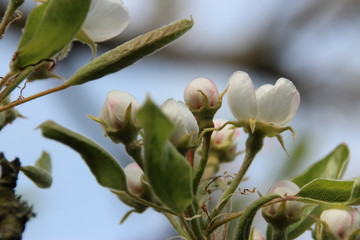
[124, 141, 143, 168]
[163, 213, 189, 239]
[207, 210, 244, 234]
[125, 191, 176, 215]
[0, 68, 34, 103]
[209, 131, 265, 222]
[272, 226, 287, 240]
[187, 204, 207, 240]
[193, 131, 212, 193]
[0, 0, 24, 38]
[179, 216, 197, 240]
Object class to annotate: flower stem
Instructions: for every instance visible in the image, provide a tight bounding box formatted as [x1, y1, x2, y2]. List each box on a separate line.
[0, 83, 68, 112]
[179, 216, 198, 240]
[163, 213, 189, 239]
[0, 0, 24, 38]
[272, 226, 287, 240]
[209, 131, 265, 222]
[193, 131, 212, 193]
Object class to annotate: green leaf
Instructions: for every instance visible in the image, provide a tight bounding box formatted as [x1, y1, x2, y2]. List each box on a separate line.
[20, 151, 52, 188]
[65, 18, 194, 86]
[13, 0, 91, 70]
[38, 120, 127, 191]
[296, 178, 360, 205]
[17, 1, 48, 50]
[234, 194, 280, 240]
[292, 144, 349, 187]
[286, 205, 325, 239]
[137, 98, 193, 214]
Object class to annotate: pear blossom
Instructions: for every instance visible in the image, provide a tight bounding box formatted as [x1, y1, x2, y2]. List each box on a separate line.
[82, 0, 129, 42]
[99, 90, 139, 130]
[160, 98, 199, 146]
[318, 208, 360, 240]
[262, 180, 304, 227]
[184, 77, 220, 110]
[227, 71, 300, 127]
[123, 163, 145, 196]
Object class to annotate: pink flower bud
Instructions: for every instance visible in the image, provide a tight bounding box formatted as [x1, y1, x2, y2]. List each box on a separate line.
[99, 90, 139, 130]
[184, 77, 219, 110]
[210, 119, 240, 162]
[319, 208, 360, 240]
[123, 163, 144, 196]
[250, 228, 265, 240]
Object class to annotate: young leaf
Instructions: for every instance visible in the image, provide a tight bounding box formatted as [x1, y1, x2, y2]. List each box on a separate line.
[234, 194, 280, 240]
[137, 98, 193, 214]
[65, 18, 194, 86]
[38, 120, 127, 192]
[12, 0, 91, 70]
[292, 144, 349, 187]
[296, 178, 360, 205]
[20, 151, 52, 188]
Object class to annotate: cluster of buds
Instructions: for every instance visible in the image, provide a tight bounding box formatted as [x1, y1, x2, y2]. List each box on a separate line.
[315, 207, 360, 240]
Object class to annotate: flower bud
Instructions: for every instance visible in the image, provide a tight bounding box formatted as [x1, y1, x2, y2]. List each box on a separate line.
[184, 78, 222, 128]
[184, 77, 219, 110]
[316, 207, 360, 240]
[124, 163, 146, 196]
[210, 119, 240, 162]
[160, 98, 199, 150]
[262, 180, 304, 229]
[94, 90, 140, 143]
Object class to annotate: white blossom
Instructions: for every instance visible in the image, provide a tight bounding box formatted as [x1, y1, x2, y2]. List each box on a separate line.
[160, 98, 199, 145]
[227, 71, 300, 126]
[82, 0, 129, 42]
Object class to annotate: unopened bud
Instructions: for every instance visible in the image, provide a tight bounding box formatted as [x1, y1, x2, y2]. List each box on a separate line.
[160, 98, 199, 151]
[316, 207, 360, 240]
[92, 90, 140, 143]
[250, 228, 265, 240]
[184, 77, 219, 110]
[262, 180, 304, 228]
[124, 163, 145, 196]
[210, 119, 240, 162]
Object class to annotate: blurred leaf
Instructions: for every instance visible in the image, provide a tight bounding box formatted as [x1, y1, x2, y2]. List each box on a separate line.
[20, 151, 52, 188]
[296, 178, 360, 205]
[286, 205, 325, 239]
[17, 1, 48, 50]
[279, 134, 310, 179]
[65, 18, 194, 86]
[38, 120, 127, 191]
[292, 144, 349, 187]
[13, 0, 91, 69]
[234, 194, 280, 240]
[137, 98, 192, 214]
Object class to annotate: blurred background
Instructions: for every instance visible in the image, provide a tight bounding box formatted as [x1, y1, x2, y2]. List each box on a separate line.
[1, 0, 360, 239]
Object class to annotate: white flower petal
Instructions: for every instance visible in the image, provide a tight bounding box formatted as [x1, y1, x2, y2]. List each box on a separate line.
[256, 78, 300, 126]
[83, 0, 129, 42]
[160, 99, 199, 145]
[227, 71, 257, 121]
